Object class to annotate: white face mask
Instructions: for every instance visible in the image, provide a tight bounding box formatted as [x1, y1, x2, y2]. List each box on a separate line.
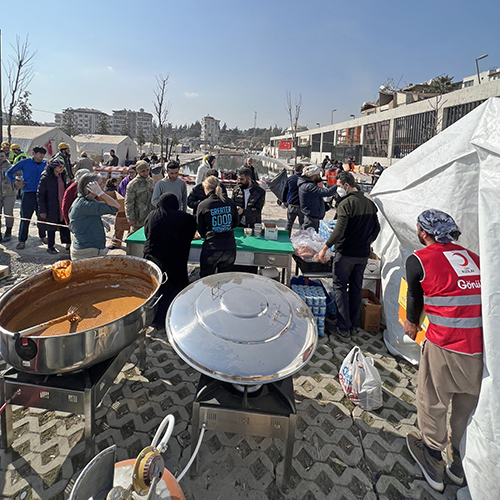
[337, 186, 347, 197]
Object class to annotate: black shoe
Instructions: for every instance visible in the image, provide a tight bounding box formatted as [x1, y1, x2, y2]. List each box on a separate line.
[406, 431, 445, 492]
[47, 247, 58, 255]
[16, 241, 25, 250]
[336, 327, 351, 342]
[3, 230, 11, 242]
[445, 443, 465, 485]
[40, 237, 48, 245]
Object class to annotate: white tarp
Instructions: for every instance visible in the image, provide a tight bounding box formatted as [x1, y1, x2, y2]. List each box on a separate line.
[370, 97, 500, 499]
[74, 134, 137, 165]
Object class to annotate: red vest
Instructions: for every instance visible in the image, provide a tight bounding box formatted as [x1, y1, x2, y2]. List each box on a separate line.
[414, 243, 483, 355]
[326, 168, 337, 186]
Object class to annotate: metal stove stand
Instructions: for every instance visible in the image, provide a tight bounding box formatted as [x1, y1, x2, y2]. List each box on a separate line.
[190, 374, 296, 484]
[0, 338, 145, 461]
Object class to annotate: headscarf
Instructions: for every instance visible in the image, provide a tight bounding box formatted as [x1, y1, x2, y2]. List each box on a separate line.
[302, 165, 322, 177]
[417, 209, 461, 243]
[158, 193, 179, 212]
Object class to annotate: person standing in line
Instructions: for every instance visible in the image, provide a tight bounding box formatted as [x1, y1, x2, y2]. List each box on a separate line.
[282, 163, 304, 234]
[404, 210, 483, 492]
[118, 166, 137, 197]
[297, 165, 337, 231]
[105, 149, 119, 167]
[5, 145, 48, 250]
[151, 161, 187, 211]
[0, 150, 16, 242]
[124, 160, 155, 233]
[197, 175, 239, 277]
[317, 171, 380, 341]
[196, 155, 216, 185]
[143, 193, 197, 325]
[187, 168, 227, 213]
[10, 144, 28, 165]
[52, 142, 74, 181]
[74, 152, 96, 174]
[69, 173, 120, 260]
[232, 166, 265, 228]
[244, 157, 258, 183]
[62, 169, 90, 226]
[1, 142, 10, 157]
[37, 158, 71, 255]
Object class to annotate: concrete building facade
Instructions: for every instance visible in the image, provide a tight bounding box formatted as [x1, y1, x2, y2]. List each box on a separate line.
[111, 109, 153, 139]
[55, 108, 109, 135]
[200, 115, 220, 146]
[269, 74, 500, 167]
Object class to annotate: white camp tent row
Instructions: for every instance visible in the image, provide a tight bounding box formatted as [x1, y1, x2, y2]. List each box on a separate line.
[370, 97, 500, 500]
[1, 126, 77, 160]
[73, 134, 137, 166]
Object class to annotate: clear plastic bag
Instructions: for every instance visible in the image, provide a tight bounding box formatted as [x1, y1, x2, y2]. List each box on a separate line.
[338, 346, 383, 411]
[291, 227, 334, 262]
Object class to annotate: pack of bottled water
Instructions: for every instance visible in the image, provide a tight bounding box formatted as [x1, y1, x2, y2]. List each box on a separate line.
[291, 284, 327, 337]
[318, 220, 337, 251]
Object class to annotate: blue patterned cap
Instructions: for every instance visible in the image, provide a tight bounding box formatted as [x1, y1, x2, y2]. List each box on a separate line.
[417, 209, 461, 243]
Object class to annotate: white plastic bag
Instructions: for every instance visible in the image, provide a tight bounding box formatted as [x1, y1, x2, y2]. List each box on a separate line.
[290, 227, 334, 262]
[338, 346, 383, 411]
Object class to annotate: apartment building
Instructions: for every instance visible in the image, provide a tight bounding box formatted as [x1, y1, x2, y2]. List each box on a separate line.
[55, 108, 109, 134]
[200, 115, 220, 146]
[111, 109, 153, 139]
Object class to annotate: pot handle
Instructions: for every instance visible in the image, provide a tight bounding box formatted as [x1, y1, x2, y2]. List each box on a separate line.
[146, 294, 163, 309]
[151, 414, 175, 453]
[161, 272, 168, 285]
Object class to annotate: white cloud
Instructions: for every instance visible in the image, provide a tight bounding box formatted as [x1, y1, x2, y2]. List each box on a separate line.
[184, 92, 199, 98]
[108, 66, 115, 72]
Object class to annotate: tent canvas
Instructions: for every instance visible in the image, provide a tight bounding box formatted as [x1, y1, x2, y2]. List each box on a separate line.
[370, 97, 500, 499]
[2, 126, 77, 161]
[74, 134, 138, 165]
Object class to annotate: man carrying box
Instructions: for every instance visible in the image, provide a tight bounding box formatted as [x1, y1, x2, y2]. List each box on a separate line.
[404, 209, 483, 492]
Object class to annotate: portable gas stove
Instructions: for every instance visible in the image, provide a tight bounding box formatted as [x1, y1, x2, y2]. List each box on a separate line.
[166, 272, 318, 486]
[0, 338, 145, 460]
[190, 374, 296, 481]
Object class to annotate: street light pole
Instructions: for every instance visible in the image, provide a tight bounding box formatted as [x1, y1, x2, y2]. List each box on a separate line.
[475, 54, 488, 85]
[331, 109, 337, 125]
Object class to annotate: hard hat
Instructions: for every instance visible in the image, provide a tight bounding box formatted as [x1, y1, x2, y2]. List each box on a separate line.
[58, 142, 70, 150]
[11, 144, 20, 150]
[1, 141, 9, 148]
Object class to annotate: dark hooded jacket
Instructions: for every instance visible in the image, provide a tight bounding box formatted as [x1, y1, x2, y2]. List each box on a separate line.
[231, 181, 265, 228]
[37, 165, 69, 224]
[187, 182, 227, 212]
[297, 176, 337, 220]
[144, 193, 197, 285]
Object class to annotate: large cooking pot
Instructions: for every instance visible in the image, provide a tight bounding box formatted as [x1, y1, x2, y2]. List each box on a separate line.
[0, 256, 162, 374]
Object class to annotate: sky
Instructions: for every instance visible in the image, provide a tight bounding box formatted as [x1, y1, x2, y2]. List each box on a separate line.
[1, 0, 499, 131]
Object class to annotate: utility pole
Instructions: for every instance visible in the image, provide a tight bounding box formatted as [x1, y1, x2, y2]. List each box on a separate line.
[253, 111, 257, 147]
[0, 30, 3, 143]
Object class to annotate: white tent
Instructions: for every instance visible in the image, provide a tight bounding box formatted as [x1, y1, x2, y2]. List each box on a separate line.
[74, 134, 137, 165]
[2, 125, 77, 161]
[371, 97, 500, 499]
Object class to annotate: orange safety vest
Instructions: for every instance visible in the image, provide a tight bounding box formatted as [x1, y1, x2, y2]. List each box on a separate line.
[326, 168, 337, 186]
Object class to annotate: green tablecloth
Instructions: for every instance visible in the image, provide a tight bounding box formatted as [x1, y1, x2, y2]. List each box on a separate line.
[126, 226, 294, 254]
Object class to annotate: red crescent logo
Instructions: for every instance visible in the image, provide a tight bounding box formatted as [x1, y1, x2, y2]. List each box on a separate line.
[452, 252, 468, 266]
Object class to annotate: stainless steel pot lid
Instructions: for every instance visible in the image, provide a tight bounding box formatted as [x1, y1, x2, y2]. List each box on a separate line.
[166, 272, 317, 384]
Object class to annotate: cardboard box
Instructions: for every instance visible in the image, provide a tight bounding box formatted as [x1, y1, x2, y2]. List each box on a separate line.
[263, 222, 278, 241]
[397, 277, 428, 345]
[360, 289, 382, 332]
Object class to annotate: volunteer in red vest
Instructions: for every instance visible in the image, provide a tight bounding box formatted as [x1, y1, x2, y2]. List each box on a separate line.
[404, 209, 483, 493]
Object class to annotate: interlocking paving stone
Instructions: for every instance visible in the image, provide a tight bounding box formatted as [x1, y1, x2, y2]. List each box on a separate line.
[0, 321, 462, 499]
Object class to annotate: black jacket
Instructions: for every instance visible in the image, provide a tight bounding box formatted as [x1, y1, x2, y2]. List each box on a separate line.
[187, 183, 228, 212]
[37, 168, 69, 223]
[282, 172, 301, 206]
[197, 192, 239, 250]
[298, 176, 337, 220]
[232, 182, 265, 228]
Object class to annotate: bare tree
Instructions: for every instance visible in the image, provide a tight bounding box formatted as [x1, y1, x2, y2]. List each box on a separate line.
[3, 35, 36, 143]
[285, 91, 302, 166]
[152, 74, 171, 163]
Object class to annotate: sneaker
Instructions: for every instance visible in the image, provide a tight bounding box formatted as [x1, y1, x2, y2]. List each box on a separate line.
[62, 246, 70, 253]
[16, 242, 26, 250]
[47, 247, 58, 255]
[406, 431, 445, 492]
[40, 237, 48, 245]
[336, 327, 351, 342]
[3, 232, 11, 242]
[445, 443, 465, 485]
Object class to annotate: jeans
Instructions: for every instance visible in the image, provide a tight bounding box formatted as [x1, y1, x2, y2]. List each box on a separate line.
[303, 216, 320, 232]
[18, 191, 46, 242]
[332, 252, 368, 331]
[285, 205, 304, 234]
[200, 247, 236, 277]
